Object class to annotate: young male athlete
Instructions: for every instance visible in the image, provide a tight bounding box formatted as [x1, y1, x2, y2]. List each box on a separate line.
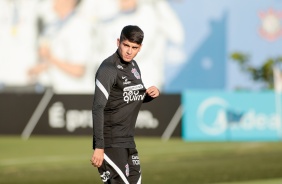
[90, 25, 160, 184]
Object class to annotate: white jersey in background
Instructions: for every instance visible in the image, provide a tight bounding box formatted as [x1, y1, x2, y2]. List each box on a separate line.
[38, 11, 94, 94]
[0, 0, 39, 86]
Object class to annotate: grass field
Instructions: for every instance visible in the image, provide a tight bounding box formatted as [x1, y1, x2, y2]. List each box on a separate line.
[1, 136, 282, 184]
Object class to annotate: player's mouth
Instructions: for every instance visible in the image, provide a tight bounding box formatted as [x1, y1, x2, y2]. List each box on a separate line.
[124, 56, 132, 60]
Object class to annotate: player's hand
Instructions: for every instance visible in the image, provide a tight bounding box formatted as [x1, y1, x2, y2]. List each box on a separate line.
[91, 149, 104, 168]
[146, 86, 160, 98]
[28, 63, 48, 76]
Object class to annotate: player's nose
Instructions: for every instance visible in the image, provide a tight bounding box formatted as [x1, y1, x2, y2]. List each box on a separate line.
[127, 48, 132, 55]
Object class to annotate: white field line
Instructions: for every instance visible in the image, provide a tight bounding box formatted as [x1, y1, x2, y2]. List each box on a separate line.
[0, 155, 87, 166]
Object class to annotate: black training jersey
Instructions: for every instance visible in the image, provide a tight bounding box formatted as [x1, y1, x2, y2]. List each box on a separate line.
[92, 51, 153, 149]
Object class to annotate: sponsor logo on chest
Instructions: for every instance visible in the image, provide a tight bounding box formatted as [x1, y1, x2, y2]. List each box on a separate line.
[123, 84, 145, 103]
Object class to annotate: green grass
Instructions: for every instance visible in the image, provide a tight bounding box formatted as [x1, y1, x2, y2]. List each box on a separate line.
[217, 178, 282, 184]
[0, 136, 282, 184]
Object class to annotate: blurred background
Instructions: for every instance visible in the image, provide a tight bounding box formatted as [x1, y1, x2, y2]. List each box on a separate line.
[1, 0, 282, 183]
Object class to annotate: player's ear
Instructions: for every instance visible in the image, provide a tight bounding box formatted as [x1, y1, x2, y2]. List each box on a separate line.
[117, 39, 120, 47]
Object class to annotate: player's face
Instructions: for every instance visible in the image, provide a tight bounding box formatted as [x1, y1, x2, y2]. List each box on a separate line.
[117, 39, 142, 62]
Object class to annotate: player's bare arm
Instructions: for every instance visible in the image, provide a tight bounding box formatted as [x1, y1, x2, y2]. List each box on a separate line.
[40, 45, 85, 77]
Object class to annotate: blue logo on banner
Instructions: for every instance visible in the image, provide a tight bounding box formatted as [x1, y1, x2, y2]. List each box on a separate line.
[182, 91, 282, 141]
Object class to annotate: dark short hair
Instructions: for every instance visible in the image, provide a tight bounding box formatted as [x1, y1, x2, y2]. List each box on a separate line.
[120, 25, 144, 45]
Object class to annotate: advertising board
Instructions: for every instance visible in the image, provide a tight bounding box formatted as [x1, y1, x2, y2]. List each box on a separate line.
[182, 91, 282, 141]
[0, 93, 181, 139]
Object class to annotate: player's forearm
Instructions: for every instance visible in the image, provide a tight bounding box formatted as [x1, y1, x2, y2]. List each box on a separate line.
[92, 134, 104, 149]
[92, 102, 106, 149]
[49, 56, 85, 77]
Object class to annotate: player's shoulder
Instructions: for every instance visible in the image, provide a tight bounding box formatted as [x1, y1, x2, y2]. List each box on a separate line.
[100, 53, 118, 68]
[97, 53, 119, 74]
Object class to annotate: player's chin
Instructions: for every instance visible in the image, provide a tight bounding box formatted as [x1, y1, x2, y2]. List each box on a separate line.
[122, 56, 133, 62]
[124, 58, 132, 62]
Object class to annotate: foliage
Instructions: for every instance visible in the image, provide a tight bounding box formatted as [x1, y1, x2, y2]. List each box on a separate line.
[230, 52, 282, 89]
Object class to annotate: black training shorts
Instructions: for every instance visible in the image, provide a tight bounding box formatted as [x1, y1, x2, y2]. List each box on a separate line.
[97, 147, 141, 184]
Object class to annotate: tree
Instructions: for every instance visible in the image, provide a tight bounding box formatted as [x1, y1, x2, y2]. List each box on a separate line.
[230, 52, 282, 89]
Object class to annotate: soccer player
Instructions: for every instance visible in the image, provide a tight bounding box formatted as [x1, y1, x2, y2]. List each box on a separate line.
[91, 25, 160, 184]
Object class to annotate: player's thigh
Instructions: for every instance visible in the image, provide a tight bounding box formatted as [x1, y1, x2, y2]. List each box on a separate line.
[98, 147, 129, 183]
[128, 148, 141, 184]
